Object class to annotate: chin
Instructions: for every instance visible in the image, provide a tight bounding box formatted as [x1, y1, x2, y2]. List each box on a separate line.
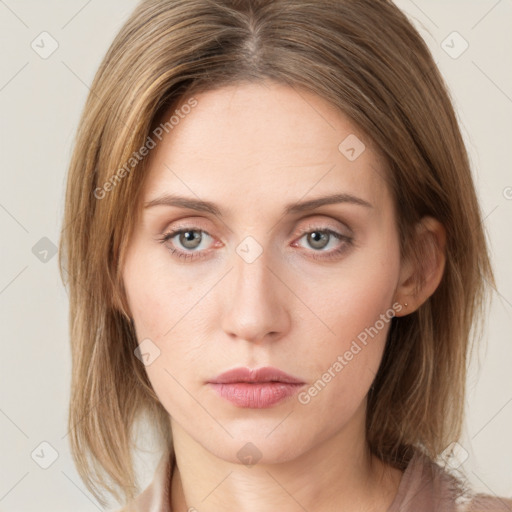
[201, 428, 310, 467]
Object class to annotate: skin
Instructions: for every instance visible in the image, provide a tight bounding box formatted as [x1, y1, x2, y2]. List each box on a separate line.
[121, 81, 446, 511]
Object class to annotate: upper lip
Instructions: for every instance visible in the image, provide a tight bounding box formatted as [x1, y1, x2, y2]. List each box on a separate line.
[208, 366, 305, 384]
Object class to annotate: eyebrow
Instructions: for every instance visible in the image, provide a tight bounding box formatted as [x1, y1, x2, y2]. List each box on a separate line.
[144, 192, 373, 216]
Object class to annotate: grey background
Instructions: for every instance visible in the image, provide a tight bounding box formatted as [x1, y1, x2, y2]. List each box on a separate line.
[0, 0, 511, 510]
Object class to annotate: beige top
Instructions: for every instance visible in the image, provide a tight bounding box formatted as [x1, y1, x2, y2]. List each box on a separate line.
[117, 449, 512, 511]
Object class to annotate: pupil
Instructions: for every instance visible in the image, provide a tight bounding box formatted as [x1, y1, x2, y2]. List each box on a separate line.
[309, 231, 327, 249]
[182, 230, 200, 248]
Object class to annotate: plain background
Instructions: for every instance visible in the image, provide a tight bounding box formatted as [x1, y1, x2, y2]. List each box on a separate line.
[0, 0, 511, 510]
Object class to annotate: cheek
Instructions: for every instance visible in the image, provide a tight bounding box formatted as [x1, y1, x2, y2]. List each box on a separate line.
[322, 261, 398, 342]
[297, 236, 400, 398]
[122, 247, 214, 382]
[123, 256, 209, 412]
[324, 227, 400, 336]
[123, 246, 196, 340]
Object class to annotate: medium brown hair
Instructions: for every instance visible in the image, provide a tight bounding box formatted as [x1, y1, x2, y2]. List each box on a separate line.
[59, 0, 494, 507]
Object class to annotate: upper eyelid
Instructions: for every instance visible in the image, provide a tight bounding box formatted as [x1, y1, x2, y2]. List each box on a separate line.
[165, 215, 352, 235]
[165, 223, 349, 238]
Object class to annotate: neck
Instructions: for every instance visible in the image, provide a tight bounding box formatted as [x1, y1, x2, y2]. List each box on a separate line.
[169, 404, 403, 512]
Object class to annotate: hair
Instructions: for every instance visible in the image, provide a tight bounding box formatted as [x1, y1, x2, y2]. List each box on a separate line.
[58, 0, 494, 507]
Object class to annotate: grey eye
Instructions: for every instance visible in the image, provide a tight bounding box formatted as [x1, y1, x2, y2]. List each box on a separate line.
[178, 230, 203, 250]
[305, 231, 331, 250]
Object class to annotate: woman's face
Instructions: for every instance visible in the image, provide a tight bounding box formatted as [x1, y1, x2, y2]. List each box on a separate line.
[122, 81, 405, 464]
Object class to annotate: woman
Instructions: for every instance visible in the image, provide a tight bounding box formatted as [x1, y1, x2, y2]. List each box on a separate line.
[58, 0, 512, 510]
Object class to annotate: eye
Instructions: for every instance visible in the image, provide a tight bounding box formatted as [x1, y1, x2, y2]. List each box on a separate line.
[293, 226, 353, 260]
[158, 227, 214, 261]
[157, 224, 354, 262]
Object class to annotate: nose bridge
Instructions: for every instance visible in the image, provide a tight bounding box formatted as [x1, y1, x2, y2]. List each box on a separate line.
[220, 236, 289, 342]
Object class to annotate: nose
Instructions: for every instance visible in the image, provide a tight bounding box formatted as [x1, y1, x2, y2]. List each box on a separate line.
[220, 244, 291, 344]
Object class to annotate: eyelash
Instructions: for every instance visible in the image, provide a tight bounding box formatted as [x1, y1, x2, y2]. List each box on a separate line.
[157, 225, 354, 262]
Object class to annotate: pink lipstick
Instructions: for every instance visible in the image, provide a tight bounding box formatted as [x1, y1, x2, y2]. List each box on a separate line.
[208, 367, 305, 408]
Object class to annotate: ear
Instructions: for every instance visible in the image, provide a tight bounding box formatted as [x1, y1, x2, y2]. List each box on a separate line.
[394, 216, 446, 316]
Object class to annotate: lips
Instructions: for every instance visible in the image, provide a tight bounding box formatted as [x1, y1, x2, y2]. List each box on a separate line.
[207, 367, 306, 408]
[208, 366, 305, 385]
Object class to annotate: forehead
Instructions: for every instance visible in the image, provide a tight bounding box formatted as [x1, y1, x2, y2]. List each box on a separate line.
[143, 82, 390, 217]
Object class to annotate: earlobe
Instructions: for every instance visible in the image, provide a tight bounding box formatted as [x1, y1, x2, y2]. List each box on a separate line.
[394, 216, 446, 316]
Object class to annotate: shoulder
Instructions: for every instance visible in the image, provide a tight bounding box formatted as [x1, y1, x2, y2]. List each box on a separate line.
[463, 494, 512, 511]
[390, 449, 512, 512]
[425, 454, 512, 512]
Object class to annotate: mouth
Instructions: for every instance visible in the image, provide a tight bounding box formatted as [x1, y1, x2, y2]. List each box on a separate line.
[207, 366, 306, 408]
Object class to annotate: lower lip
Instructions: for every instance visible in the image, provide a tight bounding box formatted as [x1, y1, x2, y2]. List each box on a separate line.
[209, 382, 304, 408]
